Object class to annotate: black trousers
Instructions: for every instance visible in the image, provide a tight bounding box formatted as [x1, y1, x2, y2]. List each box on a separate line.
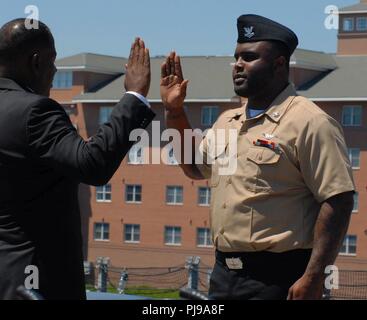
[209, 249, 312, 300]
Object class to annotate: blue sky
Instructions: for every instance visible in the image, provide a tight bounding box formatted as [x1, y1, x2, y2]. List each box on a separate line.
[0, 0, 357, 59]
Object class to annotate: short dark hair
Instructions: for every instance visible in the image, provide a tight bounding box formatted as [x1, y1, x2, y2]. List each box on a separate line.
[0, 18, 54, 64]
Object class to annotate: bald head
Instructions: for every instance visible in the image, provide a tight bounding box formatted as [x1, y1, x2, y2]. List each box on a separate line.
[0, 18, 54, 65]
[0, 18, 57, 96]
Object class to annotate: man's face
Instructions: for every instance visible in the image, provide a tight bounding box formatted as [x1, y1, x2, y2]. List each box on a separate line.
[232, 41, 276, 98]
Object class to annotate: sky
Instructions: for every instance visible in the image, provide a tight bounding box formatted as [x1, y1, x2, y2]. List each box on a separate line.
[0, 0, 358, 59]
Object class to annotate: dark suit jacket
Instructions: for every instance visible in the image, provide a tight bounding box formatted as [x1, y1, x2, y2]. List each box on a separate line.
[0, 78, 155, 300]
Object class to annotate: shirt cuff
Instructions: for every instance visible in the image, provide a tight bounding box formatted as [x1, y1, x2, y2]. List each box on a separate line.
[126, 91, 151, 108]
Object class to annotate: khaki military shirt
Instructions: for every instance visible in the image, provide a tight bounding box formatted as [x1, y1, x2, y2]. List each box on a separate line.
[198, 84, 355, 253]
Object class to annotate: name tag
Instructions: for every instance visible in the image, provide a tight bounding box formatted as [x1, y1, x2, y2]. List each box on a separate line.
[225, 257, 244, 270]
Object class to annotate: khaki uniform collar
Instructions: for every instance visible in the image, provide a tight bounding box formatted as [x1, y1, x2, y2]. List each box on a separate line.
[225, 84, 297, 123]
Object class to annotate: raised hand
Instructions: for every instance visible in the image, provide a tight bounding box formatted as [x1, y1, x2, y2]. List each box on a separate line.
[124, 37, 151, 97]
[160, 52, 189, 111]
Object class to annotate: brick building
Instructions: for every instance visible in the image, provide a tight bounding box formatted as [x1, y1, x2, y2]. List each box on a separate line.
[50, 1, 367, 271]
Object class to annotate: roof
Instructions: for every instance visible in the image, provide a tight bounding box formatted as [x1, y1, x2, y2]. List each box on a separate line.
[340, 3, 367, 13]
[298, 55, 367, 100]
[73, 56, 239, 102]
[56, 53, 127, 74]
[291, 49, 337, 71]
[58, 50, 367, 103]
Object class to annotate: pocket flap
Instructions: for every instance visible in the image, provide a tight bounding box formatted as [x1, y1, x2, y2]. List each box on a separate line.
[246, 147, 280, 164]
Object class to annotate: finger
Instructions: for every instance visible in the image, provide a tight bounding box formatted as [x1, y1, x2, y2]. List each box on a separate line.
[170, 52, 175, 76]
[165, 55, 171, 76]
[160, 76, 169, 86]
[128, 39, 137, 65]
[161, 62, 168, 78]
[138, 38, 145, 64]
[175, 54, 184, 81]
[144, 48, 150, 67]
[133, 37, 140, 63]
[287, 289, 293, 300]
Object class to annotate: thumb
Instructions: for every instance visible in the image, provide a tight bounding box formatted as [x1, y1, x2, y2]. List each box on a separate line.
[180, 80, 189, 97]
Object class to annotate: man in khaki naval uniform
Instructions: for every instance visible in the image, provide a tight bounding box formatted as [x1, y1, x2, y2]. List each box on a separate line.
[160, 14, 355, 300]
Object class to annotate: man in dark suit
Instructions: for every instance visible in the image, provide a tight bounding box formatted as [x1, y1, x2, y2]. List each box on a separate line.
[0, 18, 155, 300]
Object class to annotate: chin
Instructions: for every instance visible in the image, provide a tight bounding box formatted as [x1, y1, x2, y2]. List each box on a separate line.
[234, 86, 249, 98]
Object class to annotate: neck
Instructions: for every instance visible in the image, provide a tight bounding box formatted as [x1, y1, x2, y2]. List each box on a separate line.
[247, 81, 289, 110]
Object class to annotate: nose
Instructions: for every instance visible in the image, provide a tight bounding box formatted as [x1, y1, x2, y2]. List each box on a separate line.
[234, 58, 245, 72]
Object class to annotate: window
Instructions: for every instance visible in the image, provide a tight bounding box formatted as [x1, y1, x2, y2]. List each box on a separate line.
[343, 18, 354, 31]
[166, 186, 183, 205]
[52, 71, 73, 89]
[167, 147, 178, 165]
[128, 145, 144, 164]
[339, 235, 357, 255]
[124, 224, 140, 243]
[356, 17, 367, 31]
[201, 106, 219, 126]
[197, 228, 212, 247]
[94, 223, 109, 241]
[353, 192, 359, 213]
[99, 106, 114, 124]
[164, 226, 181, 245]
[348, 148, 360, 169]
[125, 185, 142, 203]
[342, 106, 362, 126]
[198, 187, 211, 206]
[96, 184, 112, 202]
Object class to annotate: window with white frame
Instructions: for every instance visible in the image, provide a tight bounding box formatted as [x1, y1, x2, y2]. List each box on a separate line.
[167, 146, 178, 165]
[52, 71, 73, 89]
[198, 187, 211, 206]
[339, 235, 357, 255]
[343, 18, 354, 31]
[356, 17, 367, 31]
[125, 185, 142, 203]
[128, 145, 144, 164]
[96, 184, 112, 202]
[124, 224, 140, 243]
[99, 106, 114, 124]
[94, 222, 110, 241]
[166, 186, 183, 205]
[197, 228, 212, 247]
[201, 106, 219, 126]
[353, 192, 359, 213]
[342, 106, 362, 126]
[348, 148, 360, 169]
[164, 226, 181, 245]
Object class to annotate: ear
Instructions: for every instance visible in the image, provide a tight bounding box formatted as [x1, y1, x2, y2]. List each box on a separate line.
[30, 53, 41, 76]
[273, 56, 287, 72]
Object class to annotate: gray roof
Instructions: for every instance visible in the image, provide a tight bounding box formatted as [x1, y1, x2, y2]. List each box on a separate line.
[291, 49, 337, 71]
[56, 53, 127, 74]
[73, 56, 238, 102]
[66, 50, 367, 103]
[298, 55, 367, 100]
[340, 3, 367, 13]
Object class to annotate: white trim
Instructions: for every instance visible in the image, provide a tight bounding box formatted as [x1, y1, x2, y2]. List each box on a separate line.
[165, 243, 182, 246]
[309, 97, 367, 102]
[197, 245, 214, 248]
[338, 253, 357, 257]
[290, 61, 335, 72]
[340, 10, 367, 14]
[56, 65, 122, 75]
[72, 98, 240, 104]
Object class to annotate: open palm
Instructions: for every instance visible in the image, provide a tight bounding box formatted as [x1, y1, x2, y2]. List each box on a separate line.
[160, 52, 188, 111]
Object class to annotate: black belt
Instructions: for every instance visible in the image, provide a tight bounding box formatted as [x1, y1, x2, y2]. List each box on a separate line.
[216, 249, 312, 270]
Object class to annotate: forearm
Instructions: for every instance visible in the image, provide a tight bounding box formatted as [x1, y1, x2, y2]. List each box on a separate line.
[304, 192, 354, 279]
[165, 108, 204, 180]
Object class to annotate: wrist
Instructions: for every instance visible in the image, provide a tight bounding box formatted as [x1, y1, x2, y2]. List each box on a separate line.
[165, 107, 185, 119]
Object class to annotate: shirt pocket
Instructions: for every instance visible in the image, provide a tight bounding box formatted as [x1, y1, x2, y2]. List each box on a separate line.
[243, 147, 282, 193]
